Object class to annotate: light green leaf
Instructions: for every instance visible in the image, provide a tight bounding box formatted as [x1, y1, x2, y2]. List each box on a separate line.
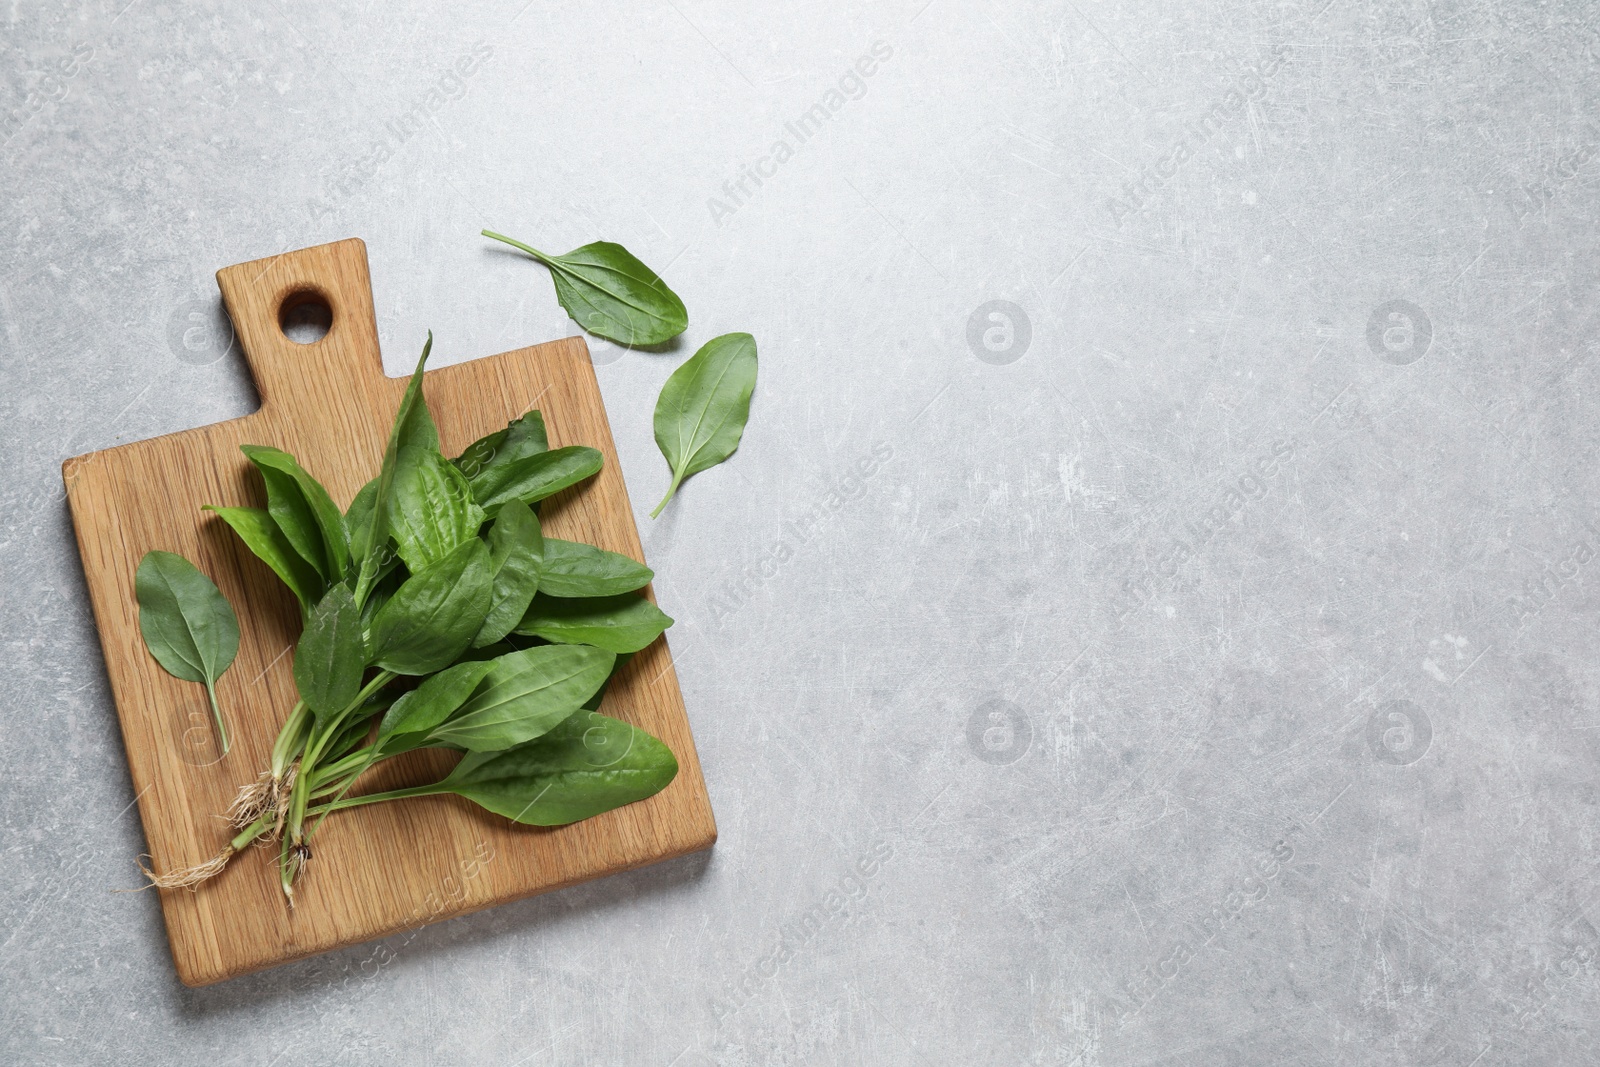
[427, 644, 615, 752]
[466, 445, 603, 518]
[651, 332, 758, 517]
[240, 444, 349, 580]
[514, 592, 672, 654]
[134, 550, 240, 753]
[538, 539, 652, 597]
[204, 504, 323, 611]
[482, 231, 687, 347]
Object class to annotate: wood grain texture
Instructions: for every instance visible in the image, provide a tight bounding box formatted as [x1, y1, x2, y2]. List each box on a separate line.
[61, 238, 716, 987]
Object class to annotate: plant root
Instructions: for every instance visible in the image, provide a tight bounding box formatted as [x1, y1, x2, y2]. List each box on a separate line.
[137, 846, 235, 891]
[227, 771, 276, 829]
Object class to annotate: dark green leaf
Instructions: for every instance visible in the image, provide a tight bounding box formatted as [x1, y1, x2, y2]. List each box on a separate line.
[134, 550, 240, 753]
[482, 231, 687, 347]
[241, 445, 349, 580]
[293, 585, 365, 717]
[376, 659, 496, 754]
[204, 505, 323, 610]
[354, 334, 438, 605]
[367, 538, 493, 675]
[538, 539, 652, 597]
[390, 445, 486, 572]
[467, 445, 603, 518]
[514, 592, 672, 654]
[427, 644, 615, 752]
[454, 409, 548, 481]
[437, 711, 678, 825]
[474, 500, 544, 648]
[344, 477, 379, 574]
[650, 332, 758, 517]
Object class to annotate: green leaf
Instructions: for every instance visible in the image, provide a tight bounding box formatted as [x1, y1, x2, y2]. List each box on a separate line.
[474, 500, 544, 648]
[375, 659, 496, 754]
[344, 477, 379, 574]
[514, 592, 672, 654]
[390, 445, 486, 572]
[482, 231, 687, 347]
[437, 711, 678, 824]
[454, 409, 548, 481]
[467, 445, 603, 518]
[367, 538, 493, 675]
[354, 334, 438, 605]
[538, 539, 652, 597]
[293, 585, 365, 718]
[650, 332, 758, 517]
[427, 644, 615, 752]
[134, 550, 240, 754]
[241, 445, 350, 580]
[203, 505, 323, 611]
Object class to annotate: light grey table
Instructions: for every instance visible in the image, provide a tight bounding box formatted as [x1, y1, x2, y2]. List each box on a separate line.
[4, 1, 1597, 1063]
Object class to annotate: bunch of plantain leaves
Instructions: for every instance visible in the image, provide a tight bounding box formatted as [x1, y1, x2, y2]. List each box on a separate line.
[136, 335, 678, 902]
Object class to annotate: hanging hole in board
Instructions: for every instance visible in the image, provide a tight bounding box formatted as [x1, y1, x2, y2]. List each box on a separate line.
[279, 289, 334, 345]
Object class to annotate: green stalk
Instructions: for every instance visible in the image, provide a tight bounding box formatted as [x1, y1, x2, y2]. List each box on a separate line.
[482, 229, 552, 266]
[276, 670, 396, 901]
[271, 700, 310, 779]
[230, 812, 272, 852]
[649, 469, 686, 518]
[306, 781, 445, 818]
[204, 679, 231, 755]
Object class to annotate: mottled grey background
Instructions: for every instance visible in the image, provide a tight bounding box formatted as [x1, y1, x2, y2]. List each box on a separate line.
[3, 0, 1598, 1063]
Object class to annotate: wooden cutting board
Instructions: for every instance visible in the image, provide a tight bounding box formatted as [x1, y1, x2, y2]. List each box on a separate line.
[62, 238, 716, 987]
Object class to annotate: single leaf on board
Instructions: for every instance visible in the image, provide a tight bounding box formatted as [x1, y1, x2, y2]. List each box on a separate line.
[538, 538, 653, 598]
[366, 538, 493, 675]
[134, 550, 240, 753]
[427, 644, 615, 752]
[514, 592, 672, 654]
[454, 409, 548, 482]
[354, 334, 438, 606]
[482, 231, 687, 347]
[650, 332, 758, 517]
[375, 659, 497, 755]
[436, 711, 678, 824]
[293, 585, 365, 718]
[390, 445, 486, 572]
[203, 504, 323, 611]
[466, 446, 602, 518]
[240, 445, 350, 581]
[473, 499, 544, 648]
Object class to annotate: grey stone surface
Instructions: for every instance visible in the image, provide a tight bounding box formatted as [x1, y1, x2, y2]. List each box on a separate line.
[3, 0, 1598, 1063]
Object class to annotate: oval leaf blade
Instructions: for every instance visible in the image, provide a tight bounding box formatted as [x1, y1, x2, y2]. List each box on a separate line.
[367, 539, 494, 675]
[467, 445, 603, 518]
[537, 538, 653, 598]
[483, 231, 687, 347]
[651, 332, 758, 517]
[390, 444, 487, 572]
[473, 499, 544, 648]
[293, 585, 365, 717]
[439, 711, 679, 825]
[428, 644, 616, 752]
[513, 592, 672, 654]
[204, 504, 323, 611]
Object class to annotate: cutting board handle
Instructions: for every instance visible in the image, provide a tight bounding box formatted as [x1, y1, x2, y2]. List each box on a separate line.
[215, 238, 385, 413]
